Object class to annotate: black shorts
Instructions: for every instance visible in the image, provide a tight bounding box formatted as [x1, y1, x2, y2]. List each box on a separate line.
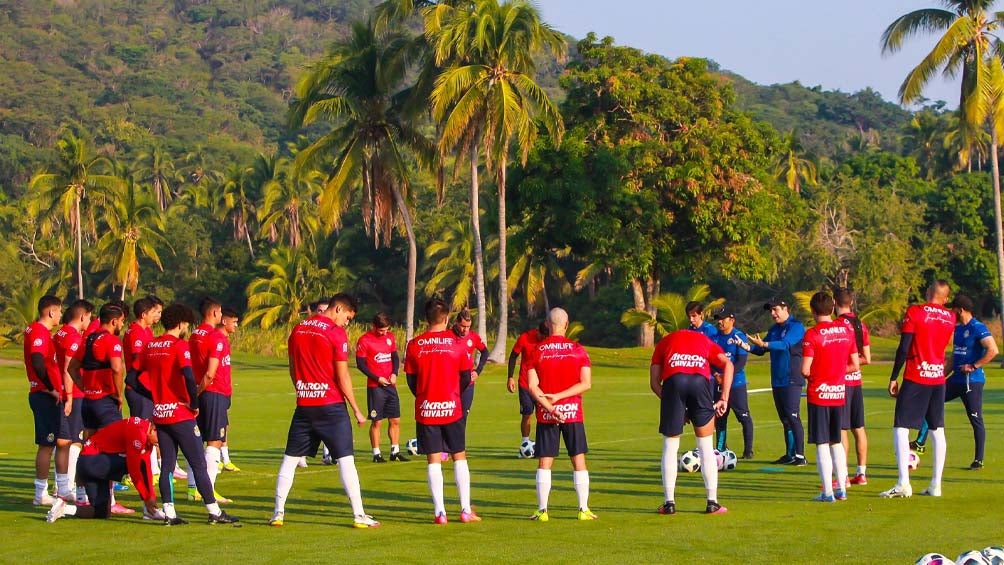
[416, 419, 466, 455]
[841, 385, 865, 430]
[197, 392, 230, 442]
[78, 453, 128, 519]
[535, 421, 588, 458]
[82, 396, 122, 431]
[659, 374, 715, 437]
[284, 404, 354, 459]
[461, 383, 476, 415]
[29, 392, 62, 446]
[894, 380, 945, 429]
[126, 388, 153, 420]
[60, 398, 85, 443]
[366, 386, 401, 421]
[807, 403, 843, 445]
[518, 386, 535, 416]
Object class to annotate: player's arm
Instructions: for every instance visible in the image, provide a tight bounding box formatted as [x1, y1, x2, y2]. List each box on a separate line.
[180, 365, 199, 411]
[126, 431, 158, 513]
[67, 355, 84, 389]
[888, 332, 914, 396]
[474, 345, 488, 377]
[198, 357, 220, 395]
[459, 369, 472, 392]
[732, 351, 748, 375]
[32, 353, 59, 400]
[649, 364, 663, 398]
[390, 351, 400, 385]
[714, 354, 733, 410]
[860, 344, 872, 366]
[111, 356, 125, 406]
[356, 356, 387, 386]
[801, 354, 813, 378]
[972, 335, 999, 372]
[546, 367, 592, 403]
[528, 368, 561, 423]
[61, 356, 75, 414]
[506, 350, 519, 393]
[334, 360, 365, 425]
[774, 325, 805, 351]
[406, 373, 417, 395]
[846, 352, 860, 375]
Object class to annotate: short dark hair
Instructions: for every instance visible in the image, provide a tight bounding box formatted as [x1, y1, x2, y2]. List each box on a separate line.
[809, 291, 835, 316]
[37, 295, 62, 316]
[221, 307, 239, 320]
[685, 301, 703, 316]
[425, 298, 449, 324]
[199, 296, 221, 318]
[98, 303, 126, 324]
[833, 288, 854, 308]
[64, 299, 95, 323]
[328, 293, 358, 313]
[145, 294, 164, 307]
[161, 303, 196, 330]
[133, 297, 155, 319]
[373, 312, 391, 328]
[453, 308, 473, 328]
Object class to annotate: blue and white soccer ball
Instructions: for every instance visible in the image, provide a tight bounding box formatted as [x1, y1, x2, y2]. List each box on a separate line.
[519, 439, 536, 459]
[957, 551, 992, 565]
[914, 553, 951, 565]
[722, 449, 738, 471]
[981, 547, 1004, 565]
[679, 450, 701, 473]
[406, 438, 419, 456]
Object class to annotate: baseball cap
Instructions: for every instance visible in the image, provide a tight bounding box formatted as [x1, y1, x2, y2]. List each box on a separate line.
[948, 294, 974, 312]
[763, 297, 789, 310]
[712, 304, 735, 320]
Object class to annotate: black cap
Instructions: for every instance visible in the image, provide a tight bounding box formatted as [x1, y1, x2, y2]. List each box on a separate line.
[763, 297, 789, 310]
[712, 304, 735, 320]
[948, 294, 974, 312]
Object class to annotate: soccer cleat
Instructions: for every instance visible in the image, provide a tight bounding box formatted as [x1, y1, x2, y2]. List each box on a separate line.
[187, 487, 202, 502]
[353, 514, 381, 528]
[110, 502, 135, 514]
[529, 509, 549, 521]
[849, 474, 868, 486]
[970, 460, 984, 470]
[834, 490, 847, 501]
[909, 440, 926, 454]
[172, 468, 188, 480]
[164, 516, 188, 526]
[577, 508, 598, 521]
[812, 493, 836, 503]
[705, 501, 728, 514]
[879, 484, 913, 498]
[113, 482, 129, 492]
[143, 506, 167, 521]
[33, 493, 56, 506]
[433, 512, 448, 525]
[297, 457, 308, 468]
[919, 486, 942, 497]
[208, 510, 241, 526]
[46, 498, 66, 522]
[372, 453, 387, 463]
[222, 462, 241, 472]
[772, 454, 795, 464]
[390, 452, 409, 462]
[212, 490, 232, 504]
[268, 511, 284, 527]
[791, 455, 807, 466]
[741, 450, 754, 460]
[459, 509, 482, 523]
[657, 501, 676, 515]
[321, 455, 334, 465]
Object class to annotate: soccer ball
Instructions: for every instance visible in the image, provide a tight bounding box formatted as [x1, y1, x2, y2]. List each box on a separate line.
[721, 449, 738, 471]
[519, 439, 536, 459]
[714, 449, 725, 471]
[679, 450, 701, 473]
[956, 550, 991, 565]
[981, 547, 1004, 565]
[406, 438, 419, 456]
[908, 450, 921, 471]
[914, 553, 951, 565]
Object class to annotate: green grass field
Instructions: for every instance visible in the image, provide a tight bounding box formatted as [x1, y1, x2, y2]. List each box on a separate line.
[1, 342, 1002, 563]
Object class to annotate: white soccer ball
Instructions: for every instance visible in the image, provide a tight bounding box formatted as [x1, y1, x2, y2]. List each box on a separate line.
[406, 438, 419, 456]
[722, 449, 738, 471]
[679, 450, 701, 473]
[957, 550, 992, 565]
[915, 553, 951, 565]
[981, 547, 1004, 565]
[519, 439, 536, 459]
[908, 450, 921, 471]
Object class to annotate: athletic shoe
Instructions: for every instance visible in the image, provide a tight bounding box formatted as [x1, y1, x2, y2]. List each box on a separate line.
[164, 516, 188, 526]
[772, 454, 795, 464]
[390, 452, 409, 462]
[657, 501, 676, 515]
[212, 490, 232, 504]
[321, 456, 334, 465]
[849, 474, 868, 485]
[57, 492, 75, 503]
[33, 493, 56, 506]
[353, 514, 381, 528]
[741, 450, 754, 460]
[819, 480, 839, 491]
[879, 484, 913, 498]
[970, 460, 984, 470]
[433, 512, 448, 525]
[919, 486, 942, 497]
[460, 509, 481, 523]
[834, 490, 847, 501]
[208, 510, 241, 526]
[222, 462, 241, 472]
[113, 482, 129, 492]
[372, 454, 387, 463]
[187, 488, 202, 502]
[143, 506, 167, 521]
[110, 502, 135, 514]
[705, 501, 728, 514]
[812, 493, 835, 503]
[577, 508, 598, 521]
[529, 509, 549, 521]
[46, 498, 66, 522]
[269, 511, 284, 527]
[909, 440, 926, 454]
[791, 455, 807, 466]
[172, 468, 188, 480]
[297, 457, 308, 468]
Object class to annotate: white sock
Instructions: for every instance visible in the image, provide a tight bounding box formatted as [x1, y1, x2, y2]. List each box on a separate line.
[274, 455, 299, 514]
[830, 443, 848, 491]
[696, 435, 718, 501]
[337, 456, 366, 516]
[454, 459, 472, 512]
[205, 446, 221, 488]
[522, 436, 530, 443]
[64, 504, 77, 516]
[150, 447, 160, 476]
[373, 448, 381, 456]
[391, 444, 400, 455]
[68, 444, 81, 490]
[221, 446, 231, 465]
[428, 463, 446, 515]
[34, 479, 48, 498]
[857, 465, 866, 476]
[573, 470, 590, 510]
[55, 473, 70, 498]
[894, 427, 911, 487]
[930, 427, 946, 490]
[661, 436, 680, 502]
[109, 486, 116, 506]
[206, 502, 220, 515]
[535, 469, 552, 510]
[816, 444, 833, 495]
[164, 502, 177, 519]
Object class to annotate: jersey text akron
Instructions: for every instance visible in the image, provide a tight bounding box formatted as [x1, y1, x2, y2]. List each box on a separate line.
[815, 383, 845, 400]
[154, 402, 179, 418]
[296, 381, 329, 398]
[420, 399, 456, 418]
[541, 401, 580, 422]
[916, 361, 945, 380]
[668, 353, 706, 369]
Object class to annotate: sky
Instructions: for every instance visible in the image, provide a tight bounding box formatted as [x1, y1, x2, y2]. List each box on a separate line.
[536, 0, 998, 108]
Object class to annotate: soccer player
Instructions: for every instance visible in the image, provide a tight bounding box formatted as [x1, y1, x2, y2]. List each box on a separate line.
[526, 308, 596, 521]
[124, 297, 157, 420]
[453, 308, 488, 417]
[834, 288, 872, 485]
[356, 312, 407, 463]
[46, 417, 162, 522]
[748, 297, 807, 465]
[711, 304, 754, 459]
[71, 303, 126, 439]
[686, 301, 719, 338]
[801, 291, 859, 502]
[270, 293, 379, 528]
[24, 295, 66, 506]
[508, 323, 547, 455]
[651, 328, 733, 515]
[218, 308, 241, 472]
[406, 298, 479, 524]
[53, 299, 94, 503]
[188, 297, 230, 502]
[881, 281, 956, 498]
[143, 303, 238, 525]
[306, 297, 329, 467]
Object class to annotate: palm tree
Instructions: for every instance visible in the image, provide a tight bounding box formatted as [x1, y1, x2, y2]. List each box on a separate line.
[427, 0, 566, 361]
[244, 245, 350, 330]
[507, 245, 572, 317]
[28, 128, 122, 299]
[290, 20, 436, 341]
[211, 163, 257, 258]
[620, 284, 723, 339]
[257, 156, 321, 249]
[774, 131, 818, 192]
[944, 112, 991, 171]
[882, 0, 1004, 361]
[133, 144, 178, 210]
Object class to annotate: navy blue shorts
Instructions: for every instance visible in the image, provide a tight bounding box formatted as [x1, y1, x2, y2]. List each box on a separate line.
[416, 419, 466, 455]
[461, 383, 476, 415]
[841, 385, 865, 430]
[518, 386, 535, 416]
[82, 396, 122, 431]
[126, 388, 153, 420]
[807, 403, 843, 444]
[660, 374, 715, 437]
[29, 392, 62, 446]
[197, 392, 230, 442]
[535, 421, 588, 458]
[366, 386, 401, 421]
[284, 404, 354, 459]
[77, 453, 128, 519]
[60, 398, 85, 443]
[894, 380, 945, 429]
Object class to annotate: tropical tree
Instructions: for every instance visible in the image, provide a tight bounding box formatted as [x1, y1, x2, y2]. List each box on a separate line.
[427, 0, 566, 360]
[507, 244, 572, 317]
[621, 284, 724, 339]
[774, 131, 818, 192]
[257, 156, 321, 249]
[132, 144, 178, 210]
[211, 163, 257, 258]
[424, 218, 500, 313]
[244, 245, 352, 329]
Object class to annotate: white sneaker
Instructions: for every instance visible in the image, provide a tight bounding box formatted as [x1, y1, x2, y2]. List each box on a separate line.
[353, 514, 380, 528]
[297, 457, 308, 468]
[143, 506, 167, 521]
[46, 498, 66, 523]
[919, 486, 942, 497]
[268, 511, 284, 527]
[33, 492, 56, 506]
[879, 484, 912, 498]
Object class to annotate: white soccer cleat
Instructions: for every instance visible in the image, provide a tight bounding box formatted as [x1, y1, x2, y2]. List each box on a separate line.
[46, 498, 66, 523]
[353, 514, 380, 528]
[919, 486, 942, 497]
[143, 506, 167, 521]
[33, 492, 56, 506]
[297, 457, 308, 468]
[878, 484, 912, 498]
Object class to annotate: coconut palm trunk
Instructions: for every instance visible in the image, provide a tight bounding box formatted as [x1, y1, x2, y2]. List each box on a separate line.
[991, 133, 1004, 367]
[489, 159, 509, 362]
[391, 183, 417, 341]
[470, 138, 488, 340]
[75, 191, 83, 299]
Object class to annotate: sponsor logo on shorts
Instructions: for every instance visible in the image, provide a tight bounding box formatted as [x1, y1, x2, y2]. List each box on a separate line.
[46, 433, 55, 442]
[370, 410, 377, 418]
[220, 427, 226, 437]
[194, 425, 201, 437]
[419, 399, 456, 418]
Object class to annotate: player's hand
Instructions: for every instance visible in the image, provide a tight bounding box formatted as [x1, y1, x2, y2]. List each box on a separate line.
[714, 400, 728, 417]
[354, 409, 366, 426]
[748, 334, 764, 348]
[549, 407, 566, 424]
[506, 377, 516, 393]
[888, 380, 899, 397]
[192, 408, 200, 418]
[389, 374, 397, 386]
[471, 371, 479, 383]
[542, 393, 559, 403]
[63, 398, 73, 417]
[378, 377, 390, 386]
[47, 389, 60, 402]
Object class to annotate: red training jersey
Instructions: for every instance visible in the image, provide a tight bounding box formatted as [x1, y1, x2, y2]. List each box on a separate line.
[53, 324, 84, 400]
[189, 323, 225, 383]
[83, 318, 101, 337]
[526, 335, 591, 424]
[204, 333, 232, 396]
[837, 313, 870, 386]
[512, 329, 544, 389]
[356, 330, 397, 388]
[901, 303, 956, 385]
[123, 322, 154, 390]
[80, 331, 124, 400]
[24, 321, 59, 395]
[802, 320, 857, 406]
[287, 315, 349, 407]
[652, 330, 726, 382]
[405, 330, 473, 425]
[81, 417, 156, 502]
[143, 334, 196, 424]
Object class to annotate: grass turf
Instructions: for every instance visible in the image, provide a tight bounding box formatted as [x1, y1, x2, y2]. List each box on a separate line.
[0, 343, 1001, 563]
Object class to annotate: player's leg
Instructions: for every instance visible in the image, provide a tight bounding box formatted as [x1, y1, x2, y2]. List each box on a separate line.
[156, 426, 180, 515]
[532, 423, 557, 520]
[518, 387, 534, 454]
[29, 392, 59, 505]
[882, 381, 924, 497]
[807, 405, 834, 499]
[658, 377, 685, 514]
[848, 386, 868, 482]
[951, 381, 984, 466]
[461, 383, 475, 418]
[64, 399, 86, 502]
[565, 423, 594, 520]
[386, 387, 405, 460]
[923, 384, 947, 495]
[54, 438, 71, 500]
[687, 375, 725, 514]
[714, 385, 729, 451]
[81, 455, 112, 518]
[786, 384, 806, 464]
[829, 407, 848, 498]
[320, 404, 378, 527]
[771, 387, 793, 463]
[272, 407, 315, 525]
[367, 386, 386, 462]
[173, 420, 229, 521]
[730, 385, 753, 458]
[443, 420, 478, 522]
[198, 392, 228, 500]
[419, 423, 449, 522]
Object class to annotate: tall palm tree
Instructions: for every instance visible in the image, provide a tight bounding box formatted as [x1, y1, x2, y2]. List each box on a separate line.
[244, 245, 350, 329]
[428, 0, 566, 361]
[28, 128, 122, 299]
[133, 144, 178, 210]
[507, 245, 572, 317]
[882, 1, 1004, 355]
[774, 131, 818, 192]
[258, 156, 321, 249]
[290, 20, 436, 341]
[212, 163, 257, 258]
